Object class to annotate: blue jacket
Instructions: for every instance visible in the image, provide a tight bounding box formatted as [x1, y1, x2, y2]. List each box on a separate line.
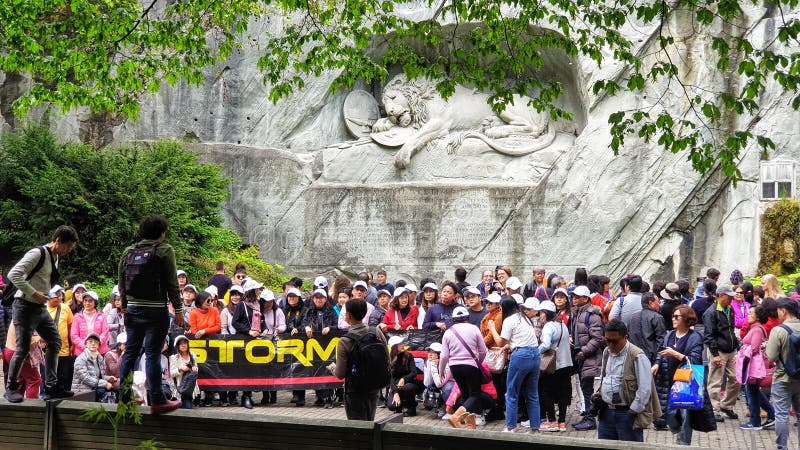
[422, 302, 459, 330]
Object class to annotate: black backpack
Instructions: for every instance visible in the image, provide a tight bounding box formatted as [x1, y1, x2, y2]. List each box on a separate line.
[345, 327, 390, 392]
[779, 324, 800, 378]
[121, 243, 161, 300]
[1, 247, 48, 308]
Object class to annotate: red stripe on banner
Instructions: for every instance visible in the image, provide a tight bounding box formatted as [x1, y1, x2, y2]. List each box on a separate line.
[198, 376, 341, 386]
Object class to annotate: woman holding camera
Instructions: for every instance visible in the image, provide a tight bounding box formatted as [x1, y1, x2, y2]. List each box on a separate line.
[651, 305, 703, 445]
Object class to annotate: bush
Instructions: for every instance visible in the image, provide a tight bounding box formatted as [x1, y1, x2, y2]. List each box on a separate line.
[0, 126, 291, 301]
[758, 198, 800, 276]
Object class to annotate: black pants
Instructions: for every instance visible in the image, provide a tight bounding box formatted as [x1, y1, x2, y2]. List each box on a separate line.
[345, 390, 378, 421]
[388, 382, 418, 411]
[57, 355, 74, 392]
[541, 367, 573, 423]
[451, 364, 483, 414]
[580, 376, 595, 414]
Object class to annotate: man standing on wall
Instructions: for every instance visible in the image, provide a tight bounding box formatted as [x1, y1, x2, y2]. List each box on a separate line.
[118, 215, 183, 414]
[5, 225, 79, 403]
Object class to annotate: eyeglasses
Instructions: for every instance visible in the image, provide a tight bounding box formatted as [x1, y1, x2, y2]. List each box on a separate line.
[672, 314, 682, 319]
[205, 299, 214, 304]
[235, 275, 246, 280]
[734, 291, 744, 296]
[605, 338, 621, 345]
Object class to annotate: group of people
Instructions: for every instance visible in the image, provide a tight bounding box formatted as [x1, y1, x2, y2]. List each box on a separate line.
[4, 221, 800, 449]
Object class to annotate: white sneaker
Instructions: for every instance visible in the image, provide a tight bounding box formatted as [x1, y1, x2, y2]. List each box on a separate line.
[475, 415, 486, 426]
[520, 420, 530, 428]
[502, 427, 515, 433]
[442, 413, 452, 420]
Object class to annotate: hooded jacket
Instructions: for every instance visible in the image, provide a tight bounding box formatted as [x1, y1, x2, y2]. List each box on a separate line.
[569, 303, 605, 378]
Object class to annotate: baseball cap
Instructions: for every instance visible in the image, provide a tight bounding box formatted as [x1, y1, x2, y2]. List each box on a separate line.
[523, 297, 539, 309]
[427, 342, 443, 353]
[353, 281, 368, 291]
[229, 285, 244, 295]
[572, 285, 591, 298]
[203, 285, 218, 297]
[388, 335, 405, 349]
[312, 288, 328, 298]
[242, 279, 264, 292]
[377, 289, 391, 297]
[83, 290, 99, 302]
[110, 285, 120, 298]
[116, 332, 127, 345]
[405, 284, 418, 293]
[535, 300, 556, 312]
[48, 285, 65, 298]
[486, 293, 502, 303]
[660, 282, 681, 301]
[512, 293, 524, 304]
[464, 286, 481, 297]
[173, 335, 190, 347]
[286, 287, 302, 297]
[176, 270, 187, 277]
[452, 306, 469, 319]
[393, 287, 407, 298]
[85, 333, 101, 344]
[506, 277, 523, 291]
[260, 289, 276, 301]
[422, 282, 439, 291]
[72, 283, 87, 293]
[716, 284, 735, 297]
[314, 276, 328, 289]
[553, 288, 569, 298]
[182, 284, 198, 293]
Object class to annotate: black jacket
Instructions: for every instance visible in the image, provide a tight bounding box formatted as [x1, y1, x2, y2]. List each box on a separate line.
[628, 308, 667, 363]
[301, 304, 337, 332]
[702, 302, 739, 356]
[283, 303, 306, 332]
[390, 352, 418, 394]
[231, 301, 263, 335]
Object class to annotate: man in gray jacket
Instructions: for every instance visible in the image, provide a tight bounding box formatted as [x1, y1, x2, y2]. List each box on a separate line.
[5, 225, 78, 403]
[610, 275, 644, 326]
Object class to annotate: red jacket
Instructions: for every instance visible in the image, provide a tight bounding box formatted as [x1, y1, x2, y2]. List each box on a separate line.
[381, 306, 420, 330]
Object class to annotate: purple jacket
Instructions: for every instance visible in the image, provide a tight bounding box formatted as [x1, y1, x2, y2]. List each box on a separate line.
[439, 322, 487, 373]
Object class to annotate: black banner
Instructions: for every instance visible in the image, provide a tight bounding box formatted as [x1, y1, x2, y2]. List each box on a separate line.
[189, 329, 443, 391]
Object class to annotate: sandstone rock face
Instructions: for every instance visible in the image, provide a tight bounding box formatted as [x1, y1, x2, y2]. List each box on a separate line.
[9, 7, 800, 285]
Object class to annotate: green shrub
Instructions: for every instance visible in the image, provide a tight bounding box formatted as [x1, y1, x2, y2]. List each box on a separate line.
[758, 198, 800, 276]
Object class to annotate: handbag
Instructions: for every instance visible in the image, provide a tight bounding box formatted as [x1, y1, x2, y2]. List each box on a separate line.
[485, 348, 508, 373]
[422, 386, 442, 410]
[177, 370, 198, 396]
[450, 327, 492, 383]
[673, 365, 692, 383]
[541, 323, 566, 375]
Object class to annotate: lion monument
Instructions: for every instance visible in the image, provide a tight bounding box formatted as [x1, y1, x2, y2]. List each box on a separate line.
[370, 74, 557, 169]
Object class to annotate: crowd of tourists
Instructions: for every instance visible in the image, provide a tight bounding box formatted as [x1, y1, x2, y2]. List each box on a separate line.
[3, 222, 800, 448]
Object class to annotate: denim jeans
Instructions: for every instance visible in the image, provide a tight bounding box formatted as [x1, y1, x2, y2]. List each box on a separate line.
[666, 407, 692, 445]
[771, 381, 800, 450]
[119, 305, 170, 405]
[745, 383, 774, 426]
[505, 346, 541, 430]
[598, 408, 644, 442]
[7, 299, 61, 390]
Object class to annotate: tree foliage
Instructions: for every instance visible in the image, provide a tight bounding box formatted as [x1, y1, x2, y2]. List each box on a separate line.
[0, 126, 227, 285]
[758, 198, 800, 275]
[3, 0, 799, 178]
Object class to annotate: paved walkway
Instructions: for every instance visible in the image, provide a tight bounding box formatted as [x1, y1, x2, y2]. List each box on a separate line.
[199, 389, 788, 450]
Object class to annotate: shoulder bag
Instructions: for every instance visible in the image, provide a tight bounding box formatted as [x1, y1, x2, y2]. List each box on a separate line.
[450, 326, 492, 383]
[541, 322, 566, 375]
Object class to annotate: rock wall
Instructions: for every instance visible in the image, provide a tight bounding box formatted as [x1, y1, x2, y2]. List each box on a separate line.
[5, 6, 800, 285]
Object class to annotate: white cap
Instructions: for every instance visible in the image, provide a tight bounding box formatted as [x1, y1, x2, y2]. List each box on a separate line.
[72, 283, 87, 293]
[553, 288, 569, 298]
[535, 300, 557, 312]
[572, 285, 591, 298]
[242, 279, 264, 292]
[512, 293, 524, 304]
[393, 287, 407, 298]
[313, 276, 328, 289]
[388, 335, 405, 349]
[116, 332, 127, 345]
[260, 289, 276, 301]
[427, 342, 443, 353]
[48, 285, 64, 298]
[506, 277, 523, 291]
[312, 288, 328, 298]
[452, 306, 469, 319]
[352, 281, 368, 290]
[111, 285, 120, 298]
[377, 289, 391, 297]
[182, 284, 198, 293]
[176, 270, 187, 277]
[486, 292, 502, 303]
[203, 285, 218, 297]
[405, 284, 418, 293]
[229, 285, 244, 295]
[83, 290, 99, 302]
[286, 287, 302, 297]
[464, 286, 481, 297]
[523, 297, 539, 309]
[422, 282, 439, 291]
[174, 335, 190, 347]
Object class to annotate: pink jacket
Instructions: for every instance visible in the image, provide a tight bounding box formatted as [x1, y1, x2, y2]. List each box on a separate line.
[732, 299, 750, 329]
[439, 322, 487, 373]
[446, 362, 497, 407]
[71, 311, 109, 355]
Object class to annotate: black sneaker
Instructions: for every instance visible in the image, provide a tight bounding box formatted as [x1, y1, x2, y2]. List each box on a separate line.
[4, 389, 23, 403]
[323, 398, 334, 409]
[573, 417, 596, 431]
[721, 408, 739, 419]
[762, 419, 776, 429]
[739, 423, 762, 430]
[714, 414, 726, 423]
[43, 387, 74, 401]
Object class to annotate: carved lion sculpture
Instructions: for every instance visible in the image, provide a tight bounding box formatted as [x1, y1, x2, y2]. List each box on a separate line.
[371, 74, 556, 169]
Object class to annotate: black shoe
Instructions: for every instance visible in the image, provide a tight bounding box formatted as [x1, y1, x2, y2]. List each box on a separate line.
[290, 394, 299, 403]
[762, 418, 776, 429]
[43, 387, 74, 401]
[721, 408, 739, 419]
[4, 388, 23, 403]
[404, 407, 417, 417]
[314, 397, 325, 406]
[268, 391, 277, 404]
[324, 398, 334, 409]
[213, 392, 221, 406]
[296, 400, 305, 407]
[714, 414, 726, 422]
[260, 395, 270, 406]
[573, 417, 596, 431]
[242, 396, 253, 409]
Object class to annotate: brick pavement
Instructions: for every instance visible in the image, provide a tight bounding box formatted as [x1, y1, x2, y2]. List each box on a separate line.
[201, 389, 792, 450]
